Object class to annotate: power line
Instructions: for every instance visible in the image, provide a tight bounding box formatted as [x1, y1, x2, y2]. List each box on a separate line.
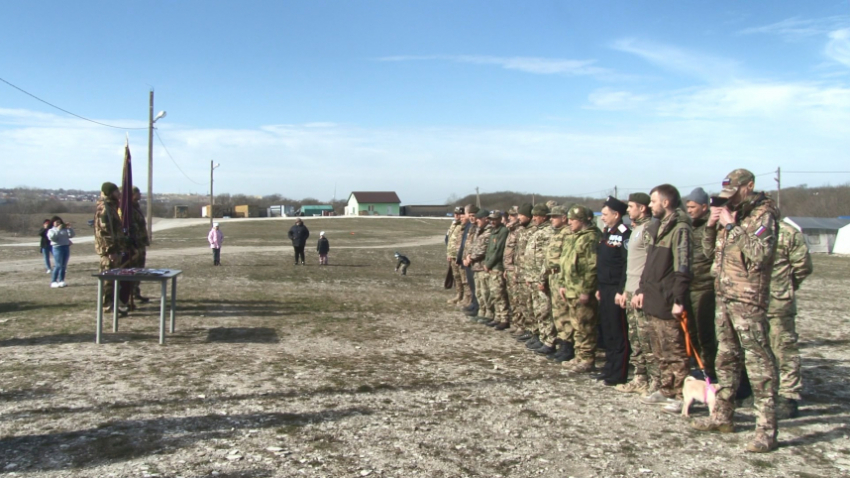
[154, 129, 205, 186]
[0, 76, 146, 130]
[783, 171, 850, 174]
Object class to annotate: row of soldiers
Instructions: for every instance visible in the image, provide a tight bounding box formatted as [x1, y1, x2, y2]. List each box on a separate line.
[444, 168, 812, 454]
[94, 181, 151, 314]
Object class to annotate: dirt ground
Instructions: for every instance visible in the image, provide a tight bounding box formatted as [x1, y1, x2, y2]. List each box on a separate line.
[1, 217, 849, 478]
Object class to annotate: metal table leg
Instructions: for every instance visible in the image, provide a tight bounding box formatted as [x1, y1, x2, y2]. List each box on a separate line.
[159, 279, 167, 345]
[113, 279, 119, 332]
[170, 275, 177, 333]
[96, 279, 103, 344]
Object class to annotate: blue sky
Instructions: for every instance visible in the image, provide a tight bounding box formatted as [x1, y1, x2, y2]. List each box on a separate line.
[2, 1, 849, 203]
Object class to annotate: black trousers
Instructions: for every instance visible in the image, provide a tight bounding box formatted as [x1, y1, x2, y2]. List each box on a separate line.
[293, 245, 305, 264]
[599, 284, 630, 382]
[213, 248, 220, 265]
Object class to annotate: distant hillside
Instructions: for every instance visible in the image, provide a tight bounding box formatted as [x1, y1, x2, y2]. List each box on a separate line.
[450, 184, 850, 218]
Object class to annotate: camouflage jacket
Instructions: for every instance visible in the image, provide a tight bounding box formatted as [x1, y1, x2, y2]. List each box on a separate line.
[94, 193, 126, 256]
[638, 209, 693, 320]
[690, 214, 713, 292]
[703, 192, 778, 309]
[559, 226, 601, 298]
[446, 220, 463, 259]
[522, 220, 554, 284]
[503, 221, 521, 270]
[484, 224, 509, 271]
[541, 225, 571, 284]
[767, 221, 813, 316]
[511, 221, 533, 272]
[132, 201, 150, 247]
[467, 223, 493, 272]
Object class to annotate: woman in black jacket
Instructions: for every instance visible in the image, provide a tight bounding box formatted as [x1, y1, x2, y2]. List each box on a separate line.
[287, 219, 310, 265]
[38, 219, 53, 273]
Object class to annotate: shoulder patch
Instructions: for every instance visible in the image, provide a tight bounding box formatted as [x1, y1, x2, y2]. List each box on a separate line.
[755, 225, 767, 237]
[618, 224, 628, 233]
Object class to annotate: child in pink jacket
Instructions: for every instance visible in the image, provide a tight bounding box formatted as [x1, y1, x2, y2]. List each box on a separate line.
[208, 223, 223, 266]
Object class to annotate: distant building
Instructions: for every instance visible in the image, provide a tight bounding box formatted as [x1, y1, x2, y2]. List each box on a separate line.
[400, 205, 450, 217]
[783, 216, 850, 254]
[173, 205, 189, 218]
[300, 205, 335, 216]
[346, 192, 401, 216]
[201, 205, 225, 218]
[268, 205, 296, 217]
[234, 204, 259, 218]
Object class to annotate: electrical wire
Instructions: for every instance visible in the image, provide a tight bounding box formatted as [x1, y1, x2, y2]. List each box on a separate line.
[783, 171, 850, 174]
[0, 76, 147, 130]
[154, 129, 205, 186]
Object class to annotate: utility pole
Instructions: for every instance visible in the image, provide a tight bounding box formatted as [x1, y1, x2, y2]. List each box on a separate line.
[147, 90, 154, 242]
[775, 167, 781, 212]
[210, 161, 221, 228]
[613, 185, 618, 199]
[146, 90, 166, 243]
[475, 187, 480, 208]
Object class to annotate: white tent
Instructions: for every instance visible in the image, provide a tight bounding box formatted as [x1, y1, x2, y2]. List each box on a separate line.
[783, 217, 850, 254]
[834, 223, 850, 255]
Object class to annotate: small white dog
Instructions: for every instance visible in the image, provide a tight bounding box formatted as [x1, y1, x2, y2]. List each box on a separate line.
[681, 376, 717, 417]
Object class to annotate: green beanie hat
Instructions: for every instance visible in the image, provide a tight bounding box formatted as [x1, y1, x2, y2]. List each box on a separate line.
[101, 182, 119, 196]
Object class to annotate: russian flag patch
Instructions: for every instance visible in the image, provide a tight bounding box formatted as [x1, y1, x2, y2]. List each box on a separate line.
[755, 225, 767, 237]
[722, 178, 731, 186]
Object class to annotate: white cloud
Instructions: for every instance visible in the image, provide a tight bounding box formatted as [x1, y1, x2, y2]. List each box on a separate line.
[377, 55, 609, 77]
[738, 15, 850, 41]
[610, 38, 740, 81]
[826, 29, 850, 67]
[586, 90, 648, 110]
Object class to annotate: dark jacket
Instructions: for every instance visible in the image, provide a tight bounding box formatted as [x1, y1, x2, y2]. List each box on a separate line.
[396, 254, 411, 266]
[638, 209, 693, 320]
[39, 226, 51, 250]
[483, 224, 509, 271]
[317, 237, 330, 254]
[598, 221, 631, 287]
[288, 223, 310, 247]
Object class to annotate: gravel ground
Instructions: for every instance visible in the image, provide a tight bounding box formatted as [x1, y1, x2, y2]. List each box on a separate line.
[1, 219, 848, 478]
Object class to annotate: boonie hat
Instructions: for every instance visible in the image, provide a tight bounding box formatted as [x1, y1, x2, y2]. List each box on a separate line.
[719, 169, 755, 198]
[466, 204, 480, 214]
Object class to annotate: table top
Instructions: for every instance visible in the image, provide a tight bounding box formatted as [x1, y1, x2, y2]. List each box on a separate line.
[93, 268, 182, 281]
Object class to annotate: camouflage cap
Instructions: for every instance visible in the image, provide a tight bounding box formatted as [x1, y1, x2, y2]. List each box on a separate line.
[568, 205, 594, 223]
[488, 209, 502, 219]
[547, 205, 569, 216]
[507, 206, 519, 216]
[465, 204, 479, 214]
[518, 203, 533, 217]
[101, 182, 119, 196]
[453, 206, 464, 214]
[475, 209, 490, 219]
[628, 192, 650, 207]
[719, 168, 756, 198]
[531, 203, 550, 216]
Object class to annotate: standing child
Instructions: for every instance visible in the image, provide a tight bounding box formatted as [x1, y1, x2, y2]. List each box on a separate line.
[208, 222, 223, 266]
[394, 252, 411, 275]
[317, 231, 330, 265]
[47, 216, 74, 288]
[38, 218, 53, 273]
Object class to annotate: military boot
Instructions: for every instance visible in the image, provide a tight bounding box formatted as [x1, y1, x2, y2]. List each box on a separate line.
[775, 397, 800, 420]
[525, 336, 543, 349]
[615, 374, 649, 394]
[494, 322, 510, 331]
[564, 359, 595, 373]
[534, 343, 556, 355]
[690, 417, 734, 434]
[745, 430, 778, 453]
[447, 297, 460, 305]
[515, 332, 532, 342]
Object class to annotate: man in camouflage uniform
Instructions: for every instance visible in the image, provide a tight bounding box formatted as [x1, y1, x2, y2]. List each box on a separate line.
[483, 210, 510, 329]
[768, 220, 813, 419]
[130, 187, 151, 303]
[457, 204, 479, 315]
[464, 209, 494, 322]
[446, 206, 466, 305]
[510, 204, 535, 340]
[615, 193, 658, 394]
[94, 182, 130, 313]
[558, 205, 601, 372]
[684, 187, 718, 379]
[543, 205, 575, 362]
[523, 203, 558, 355]
[693, 169, 780, 453]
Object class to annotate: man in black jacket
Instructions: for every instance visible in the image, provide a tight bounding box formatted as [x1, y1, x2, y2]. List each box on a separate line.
[596, 196, 631, 386]
[288, 219, 310, 265]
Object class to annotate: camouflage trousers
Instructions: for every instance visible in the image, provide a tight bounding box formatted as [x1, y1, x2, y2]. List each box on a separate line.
[473, 271, 493, 319]
[550, 277, 574, 343]
[459, 264, 473, 308]
[688, 288, 717, 378]
[449, 260, 464, 301]
[566, 295, 598, 362]
[646, 314, 689, 399]
[530, 283, 555, 346]
[713, 299, 777, 439]
[767, 313, 801, 400]
[624, 291, 658, 381]
[99, 255, 131, 307]
[488, 270, 510, 324]
[505, 268, 526, 329]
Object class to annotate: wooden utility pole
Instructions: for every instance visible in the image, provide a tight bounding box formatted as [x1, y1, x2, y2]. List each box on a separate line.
[210, 161, 220, 228]
[147, 90, 154, 242]
[475, 187, 480, 207]
[775, 167, 781, 212]
[614, 185, 618, 199]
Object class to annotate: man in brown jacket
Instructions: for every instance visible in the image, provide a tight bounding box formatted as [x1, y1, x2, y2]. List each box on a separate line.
[692, 169, 780, 454]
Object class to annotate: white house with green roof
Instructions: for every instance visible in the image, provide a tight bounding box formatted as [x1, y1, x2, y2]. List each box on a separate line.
[346, 191, 401, 216]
